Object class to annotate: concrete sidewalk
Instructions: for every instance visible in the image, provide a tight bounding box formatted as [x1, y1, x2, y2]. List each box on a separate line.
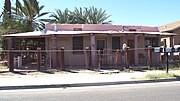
[0, 69, 180, 90]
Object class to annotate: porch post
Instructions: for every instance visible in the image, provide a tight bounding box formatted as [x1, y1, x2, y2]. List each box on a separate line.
[60, 47, 64, 71]
[7, 37, 14, 72]
[125, 47, 129, 69]
[158, 35, 162, 64]
[170, 36, 173, 57]
[51, 35, 58, 69]
[115, 49, 120, 68]
[97, 50, 101, 70]
[134, 34, 139, 65]
[37, 47, 41, 71]
[84, 47, 90, 69]
[170, 36, 173, 47]
[90, 34, 96, 68]
[148, 46, 152, 69]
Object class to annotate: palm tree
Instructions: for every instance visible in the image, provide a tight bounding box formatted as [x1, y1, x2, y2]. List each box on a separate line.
[88, 6, 112, 24]
[1, 0, 11, 20]
[1, 0, 20, 20]
[49, 8, 74, 24]
[48, 7, 111, 24]
[71, 7, 89, 24]
[71, 6, 111, 24]
[12, 0, 49, 31]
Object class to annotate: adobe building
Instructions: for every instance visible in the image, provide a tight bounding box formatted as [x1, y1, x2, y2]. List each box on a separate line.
[4, 24, 175, 69]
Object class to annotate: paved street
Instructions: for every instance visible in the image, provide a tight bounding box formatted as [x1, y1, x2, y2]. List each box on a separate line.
[0, 82, 180, 101]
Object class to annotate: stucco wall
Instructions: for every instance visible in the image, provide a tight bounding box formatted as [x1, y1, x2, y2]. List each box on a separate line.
[45, 35, 160, 68]
[56, 36, 91, 67]
[174, 28, 180, 45]
[45, 24, 159, 32]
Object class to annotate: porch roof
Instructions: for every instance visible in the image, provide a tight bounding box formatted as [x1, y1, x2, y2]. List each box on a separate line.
[2, 30, 176, 37]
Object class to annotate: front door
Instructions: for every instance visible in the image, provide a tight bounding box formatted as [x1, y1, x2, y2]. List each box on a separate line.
[127, 39, 135, 65]
[96, 39, 106, 66]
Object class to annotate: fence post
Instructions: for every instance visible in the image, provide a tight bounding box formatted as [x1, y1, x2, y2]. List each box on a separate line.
[97, 50, 101, 70]
[159, 51, 162, 65]
[148, 46, 152, 69]
[125, 47, 129, 70]
[8, 48, 14, 72]
[179, 52, 180, 63]
[84, 47, 90, 69]
[37, 48, 41, 71]
[60, 47, 65, 71]
[115, 49, 120, 68]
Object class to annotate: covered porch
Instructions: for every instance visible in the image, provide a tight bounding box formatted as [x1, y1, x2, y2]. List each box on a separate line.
[3, 30, 176, 71]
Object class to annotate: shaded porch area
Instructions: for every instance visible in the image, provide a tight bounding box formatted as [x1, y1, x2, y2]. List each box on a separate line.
[2, 30, 177, 72]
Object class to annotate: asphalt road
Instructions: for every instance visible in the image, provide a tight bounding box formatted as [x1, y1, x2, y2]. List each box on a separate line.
[0, 82, 180, 101]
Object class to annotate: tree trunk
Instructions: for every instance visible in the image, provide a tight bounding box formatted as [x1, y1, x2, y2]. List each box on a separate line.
[3, 0, 11, 20]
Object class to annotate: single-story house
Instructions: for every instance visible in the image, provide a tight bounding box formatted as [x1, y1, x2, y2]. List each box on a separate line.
[4, 24, 175, 69]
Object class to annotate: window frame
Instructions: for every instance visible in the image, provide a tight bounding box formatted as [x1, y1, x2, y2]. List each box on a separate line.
[112, 37, 121, 50]
[72, 36, 83, 53]
[145, 37, 158, 47]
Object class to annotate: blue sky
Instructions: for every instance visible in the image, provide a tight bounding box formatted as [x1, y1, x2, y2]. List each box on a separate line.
[0, 0, 180, 26]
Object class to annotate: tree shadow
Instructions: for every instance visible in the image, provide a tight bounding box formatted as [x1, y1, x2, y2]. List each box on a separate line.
[0, 71, 27, 75]
[12, 71, 27, 75]
[64, 69, 79, 73]
[40, 70, 55, 74]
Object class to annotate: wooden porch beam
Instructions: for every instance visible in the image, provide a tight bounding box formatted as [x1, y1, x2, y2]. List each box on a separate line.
[7, 37, 14, 72]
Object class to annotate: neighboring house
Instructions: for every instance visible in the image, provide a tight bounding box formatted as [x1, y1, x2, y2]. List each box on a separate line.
[159, 21, 180, 47]
[4, 24, 174, 69]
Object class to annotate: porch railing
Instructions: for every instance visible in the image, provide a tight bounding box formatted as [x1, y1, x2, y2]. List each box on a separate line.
[0, 47, 179, 72]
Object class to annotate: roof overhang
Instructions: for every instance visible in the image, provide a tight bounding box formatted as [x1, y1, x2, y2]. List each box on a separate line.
[2, 30, 177, 37]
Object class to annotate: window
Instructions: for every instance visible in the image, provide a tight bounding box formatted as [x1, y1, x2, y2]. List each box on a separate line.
[129, 29, 136, 31]
[73, 36, 83, 51]
[73, 28, 82, 31]
[145, 38, 158, 47]
[97, 40, 105, 50]
[112, 37, 120, 50]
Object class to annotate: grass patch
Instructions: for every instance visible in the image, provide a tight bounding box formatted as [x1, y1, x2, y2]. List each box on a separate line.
[170, 67, 180, 70]
[131, 77, 136, 79]
[145, 73, 180, 79]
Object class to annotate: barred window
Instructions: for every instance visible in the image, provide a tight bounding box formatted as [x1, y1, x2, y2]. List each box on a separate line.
[73, 36, 83, 51]
[112, 37, 120, 50]
[145, 38, 158, 47]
